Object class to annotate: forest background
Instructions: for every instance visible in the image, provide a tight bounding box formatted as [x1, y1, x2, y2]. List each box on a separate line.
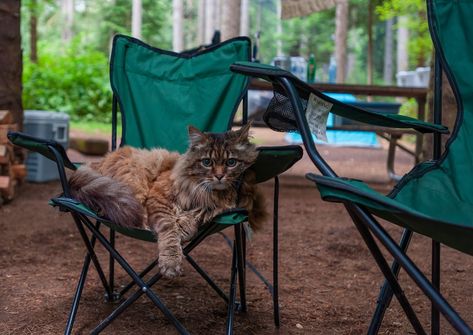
[21, 0, 430, 124]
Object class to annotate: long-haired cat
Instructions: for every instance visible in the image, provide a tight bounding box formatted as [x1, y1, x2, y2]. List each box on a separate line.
[68, 124, 267, 277]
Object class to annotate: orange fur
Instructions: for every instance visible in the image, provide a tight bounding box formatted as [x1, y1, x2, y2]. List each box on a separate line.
[69, 124, 267, 278]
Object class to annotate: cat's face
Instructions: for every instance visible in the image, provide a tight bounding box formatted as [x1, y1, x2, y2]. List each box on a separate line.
[183, 124, 258, 191]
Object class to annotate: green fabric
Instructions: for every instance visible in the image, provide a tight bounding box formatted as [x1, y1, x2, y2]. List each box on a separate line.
[251, 146, 303, 183]
[310, 175, 473, 256]
[111, 35, 251, 153]
[231, 61, 448, 134]
[393, 0, 473, 218]
[50, 197, 248, 243]
[8, 132, 77, 170]
[50, 197, 157, 242]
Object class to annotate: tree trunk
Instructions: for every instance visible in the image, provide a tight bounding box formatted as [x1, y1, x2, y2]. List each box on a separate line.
[221, 0, 241, 41]
[0, 0, 23, 127]
[335, 0, 348, 83]
[367, 0, 373, 85]
[61, 0, 74, 42]
[383, 18, 393, 84]
[131, 0, 142, 39]
[172, 0, 184, 51]
[205, 0, 216, 43]
[276, 0, 283, 56]
[397, 16, 409, 73]
[30, 0, 38, 63]
[197, 0, 205, 45]
[240, 0, 249, 37]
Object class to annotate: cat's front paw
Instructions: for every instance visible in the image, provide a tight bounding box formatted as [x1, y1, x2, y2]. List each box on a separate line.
[158, 252, 183, 278]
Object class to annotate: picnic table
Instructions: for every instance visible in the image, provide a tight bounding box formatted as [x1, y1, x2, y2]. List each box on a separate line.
[248, 79, 429, 181]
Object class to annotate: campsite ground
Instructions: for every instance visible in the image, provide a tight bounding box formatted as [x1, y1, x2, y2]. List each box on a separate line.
[1, 128, 472, 334]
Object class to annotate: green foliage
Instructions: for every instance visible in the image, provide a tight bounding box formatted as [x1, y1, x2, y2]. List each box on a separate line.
[90, 0, 172, 53]
[249, 0, 335, 74]
[23, 38, 112, 122]
[376, 0, 432, 67]
[399, 98, 418, 118]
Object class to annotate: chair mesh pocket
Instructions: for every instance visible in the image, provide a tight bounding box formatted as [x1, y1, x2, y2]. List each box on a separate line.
[263, 89, 307, 133]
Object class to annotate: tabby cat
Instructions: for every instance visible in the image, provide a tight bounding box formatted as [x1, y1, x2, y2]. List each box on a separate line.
[68, 124, 267, 278]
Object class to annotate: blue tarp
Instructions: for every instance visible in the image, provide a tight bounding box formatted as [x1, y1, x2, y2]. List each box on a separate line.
[284, 93, 380, 148]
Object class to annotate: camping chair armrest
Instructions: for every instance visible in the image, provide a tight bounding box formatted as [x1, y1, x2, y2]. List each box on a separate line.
[230, 61, 449, 134]
[251, 146, 303, 183]
[8, 131, 78, 170]
[8, 131, 78, 195]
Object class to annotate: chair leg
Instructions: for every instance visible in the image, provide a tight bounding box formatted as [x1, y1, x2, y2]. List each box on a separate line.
[273, 176, 280, 328]
[226, 244, 238, 335]
[119, 258, 159, 297]
[65, 222, 101, 335]
[368, 228, 413, 335]
[235, 223, 247, 312]
[72, 215, 111, 297]
[79, 215, 189, 335]
[108, 229, 120, 302]
[186, 254, 229, 303]
[91, 271, 163, 334]
[432, 241, 441, 335]
[346, 206, 427, 335]
[353, 207, 472, 334]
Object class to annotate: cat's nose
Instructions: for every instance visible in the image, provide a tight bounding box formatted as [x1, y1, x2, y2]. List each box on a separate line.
[215, 174, 224, 181]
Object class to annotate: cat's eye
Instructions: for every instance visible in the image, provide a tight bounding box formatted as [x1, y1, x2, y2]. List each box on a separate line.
[201, 158, 212, 167]
[226, 158, 237, 167]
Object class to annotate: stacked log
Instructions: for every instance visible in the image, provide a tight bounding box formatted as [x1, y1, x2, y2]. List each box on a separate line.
[0, 110, 26, 204]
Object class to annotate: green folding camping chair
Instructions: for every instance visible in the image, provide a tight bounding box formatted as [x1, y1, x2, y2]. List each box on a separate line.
[9, 35, 302, 334]
[231, 1, 473, 333]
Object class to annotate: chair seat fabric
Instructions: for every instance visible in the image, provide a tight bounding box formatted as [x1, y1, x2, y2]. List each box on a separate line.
[309, 171, 473, 256]
[49, 146, 302, 243]
[50, 196, 248, 243]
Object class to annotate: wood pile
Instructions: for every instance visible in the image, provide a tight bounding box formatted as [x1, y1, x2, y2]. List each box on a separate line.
[0, 110, 26, 204]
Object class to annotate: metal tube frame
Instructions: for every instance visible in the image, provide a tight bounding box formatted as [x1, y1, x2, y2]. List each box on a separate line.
[75, 214, 245, 335]
[48, 140, 246, 334]
[275, 76, 472, 334]
[368, 45, 445, 335]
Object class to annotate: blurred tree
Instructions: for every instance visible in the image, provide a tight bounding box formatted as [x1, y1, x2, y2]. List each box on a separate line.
[0, 0, 23, 125]
[377, 0, 432, 68]
[383, 18, 393, 84]
[240, 0, 250, 36]
[335, 0, 348, 83]
[205, 0, 217, 43]
[131, 0, 142, 39]
[61, 0, 74, 42]
[197, 0, 205, 44]
[29, 0, 38, 62]
[173, 0, 183, 51]
[222, 0, 241, 40]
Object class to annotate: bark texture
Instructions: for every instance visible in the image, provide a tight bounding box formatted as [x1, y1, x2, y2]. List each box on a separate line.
[335, 0, 348, 83]
[221, 0, 241, 41]
[0, 0, 23, 127]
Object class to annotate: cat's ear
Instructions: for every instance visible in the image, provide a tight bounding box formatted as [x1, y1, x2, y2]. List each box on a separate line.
[188, 125, 207, 146]
[234, 121, 252, 141]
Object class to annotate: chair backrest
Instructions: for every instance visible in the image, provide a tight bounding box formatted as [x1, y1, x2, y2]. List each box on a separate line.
[110, 35, 251, 153]
[423, 0, 473, 201]
[388, 0, 473, 222]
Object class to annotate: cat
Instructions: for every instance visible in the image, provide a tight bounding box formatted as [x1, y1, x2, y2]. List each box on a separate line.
[68, 123, 267, 278]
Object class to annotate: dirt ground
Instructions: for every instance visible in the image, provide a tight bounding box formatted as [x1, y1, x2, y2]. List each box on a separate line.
[1, 129, 472, 334]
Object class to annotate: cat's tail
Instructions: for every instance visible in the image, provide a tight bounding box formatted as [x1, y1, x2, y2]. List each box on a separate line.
[68, 166, 144, 228]
[248, 188, 268, 232]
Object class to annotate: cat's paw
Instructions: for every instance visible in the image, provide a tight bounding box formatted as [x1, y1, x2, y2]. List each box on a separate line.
[158, 253, 183, 278]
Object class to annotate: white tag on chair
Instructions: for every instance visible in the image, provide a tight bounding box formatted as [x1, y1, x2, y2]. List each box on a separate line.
[305, 93, 332, 142]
